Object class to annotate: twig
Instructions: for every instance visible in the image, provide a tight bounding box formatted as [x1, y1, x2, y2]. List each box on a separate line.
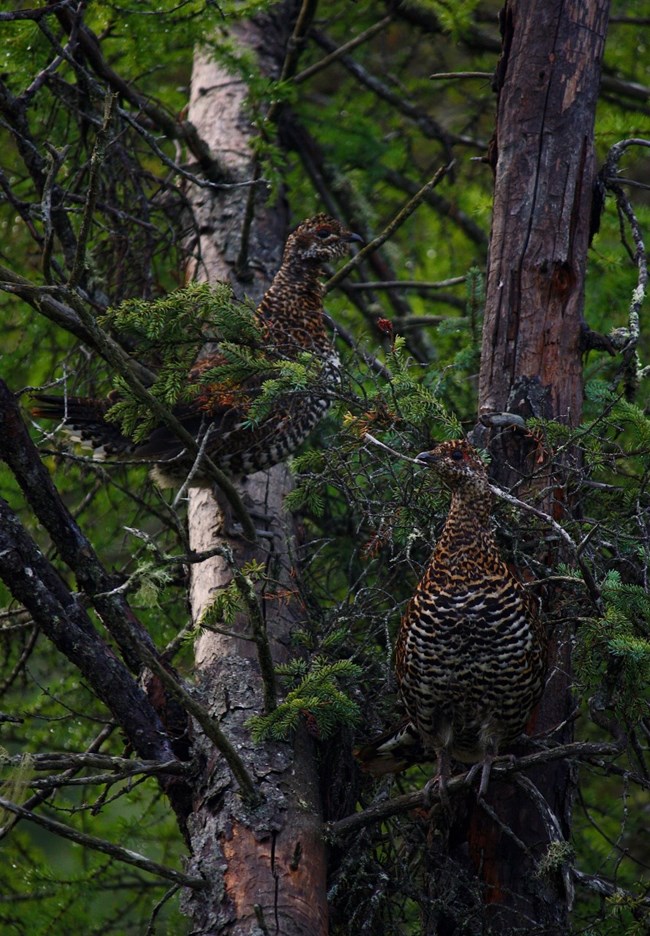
[294, 16, 393, 85]
[325, 165, 453, 293]
[0, 623, 38, 696]
[231, 566, 278, 714]
[0, 2, 71, 22]
[326, 742, 619, 837]
[346, 276, 466, 291]
[142, 652, 261, 806]
[430, 71, 492, 80]
[515, 774, 575, 904]
[7, 761, 188, 791]
[0, 752, 188, 773]
[278, 0, 320, 83]
[325, 313, 392, 380]
[145, 885, 181, 936]
[69, 93, 116, 286]
[312, 30, 481, 150]
[0, 795, 205, 889]
[41, 142, 69, 283]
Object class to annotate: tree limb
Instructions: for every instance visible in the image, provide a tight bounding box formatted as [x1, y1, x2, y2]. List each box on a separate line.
[0, 795, 205, 889]
[326, 742, 620, 837]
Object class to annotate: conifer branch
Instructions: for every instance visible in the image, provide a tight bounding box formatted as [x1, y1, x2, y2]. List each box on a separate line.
[53, 288, 257, 540]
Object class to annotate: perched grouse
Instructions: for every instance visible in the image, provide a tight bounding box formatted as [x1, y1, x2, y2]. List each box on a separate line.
[364, 439, 546, 799]
[33, 214, 361, 486]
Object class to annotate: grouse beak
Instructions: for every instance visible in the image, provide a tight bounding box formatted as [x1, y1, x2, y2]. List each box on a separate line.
[346, 232, 364, 244]
[415, 451, 437, 465]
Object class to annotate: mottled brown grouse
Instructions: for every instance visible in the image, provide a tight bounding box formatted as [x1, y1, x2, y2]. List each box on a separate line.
[33, 214, 361, 486]
[370, 439, 546, 799]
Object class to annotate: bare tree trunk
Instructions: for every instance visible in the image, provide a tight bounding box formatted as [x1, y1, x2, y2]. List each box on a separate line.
[426, 2, 610, 933]
[179, 11, 328, 934]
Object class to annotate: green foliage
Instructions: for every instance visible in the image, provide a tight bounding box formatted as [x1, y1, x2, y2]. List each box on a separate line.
[100, 283, 247, 440]
[1, 0, 649, 933]
[576, 574, 650, 722]
[401, 0, 484, 38]
[247, 657, 362, 741]
[199, 560, 266, 631]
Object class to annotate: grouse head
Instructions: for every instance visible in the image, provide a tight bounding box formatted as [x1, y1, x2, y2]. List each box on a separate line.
[416, 439, 489, 493]
[284, 213, 363, 265]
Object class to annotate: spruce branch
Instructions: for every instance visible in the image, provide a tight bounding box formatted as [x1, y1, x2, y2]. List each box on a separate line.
[53, 287, 257, 540]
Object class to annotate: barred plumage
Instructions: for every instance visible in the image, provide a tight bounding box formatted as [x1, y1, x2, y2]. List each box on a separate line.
[32, 215, 361, 486]
[368, 440, 546, 798]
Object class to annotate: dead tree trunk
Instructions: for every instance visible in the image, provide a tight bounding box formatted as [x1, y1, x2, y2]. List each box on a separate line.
[179, 10, 328, 935]
[426, 2, 610, 933]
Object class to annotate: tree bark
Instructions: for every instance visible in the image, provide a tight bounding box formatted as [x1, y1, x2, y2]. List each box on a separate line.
[479, 0, 609, 434]
[179, 10, 329, 934]
[428, 2, 610, 933]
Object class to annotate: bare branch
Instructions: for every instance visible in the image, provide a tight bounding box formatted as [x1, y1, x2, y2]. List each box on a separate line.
[325, 165, 454, 292]
[293, 16, 393, 85]
[326, 742, 620, 837]
[0, 795, 205, 889]
[311, 30, 484, 151]
[69, 93, 116, 286]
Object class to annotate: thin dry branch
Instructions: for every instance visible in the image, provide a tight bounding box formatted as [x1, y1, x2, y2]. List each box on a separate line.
[600, 138, 650, 390]
[0, 795, 205, 889]
[325, 165, 453, 292]
[312, 30, 483, 151]
[294, 16, 393, 84]
[0, 495, 177, 766]
[326, 742, 620, 837]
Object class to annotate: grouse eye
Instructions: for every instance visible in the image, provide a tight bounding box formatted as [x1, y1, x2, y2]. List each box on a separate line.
[315, 228, 332, 239]
[451, 449, 464, 461]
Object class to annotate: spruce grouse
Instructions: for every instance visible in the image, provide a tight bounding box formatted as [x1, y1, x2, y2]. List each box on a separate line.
[33, 215, 361, 486]
[365, 439, 546, 799]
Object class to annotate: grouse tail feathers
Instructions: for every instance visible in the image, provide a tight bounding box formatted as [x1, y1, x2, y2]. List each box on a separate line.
[32, 393, 136, 458]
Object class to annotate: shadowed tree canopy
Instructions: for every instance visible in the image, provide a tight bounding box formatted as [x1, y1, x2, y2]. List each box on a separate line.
[0, 2, 649, 934]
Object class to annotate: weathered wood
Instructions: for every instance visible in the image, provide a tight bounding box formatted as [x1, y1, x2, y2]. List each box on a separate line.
[479, 0, 609, 433]
[431, 2, 611, 933]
